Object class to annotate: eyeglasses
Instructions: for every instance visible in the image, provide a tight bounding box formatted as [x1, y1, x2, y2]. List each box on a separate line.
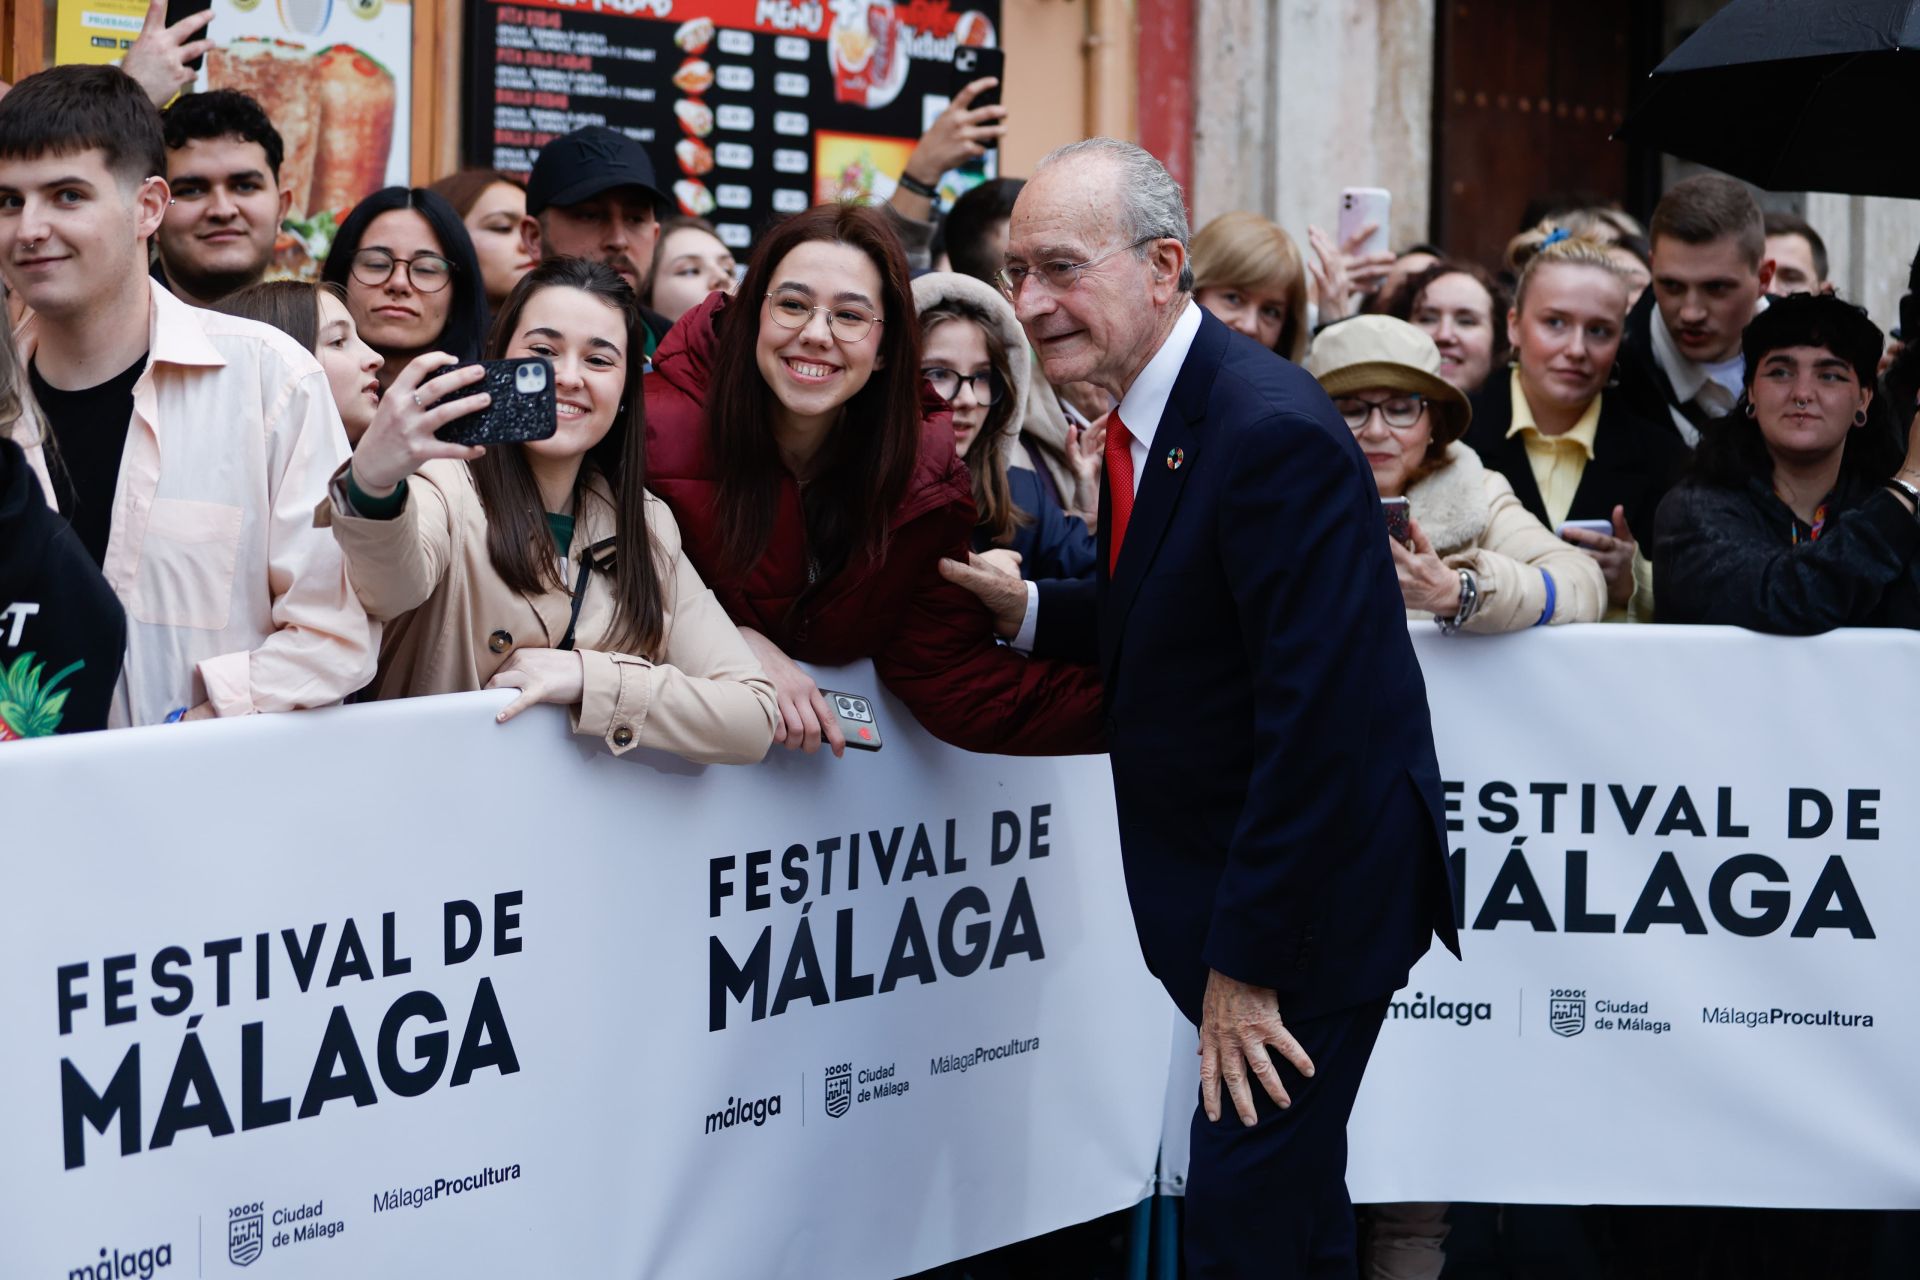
[765, 291, 883, 343]
[997, 236, 1157, 297]
[350, 250, 454, 293]
[1335, 394, 1427, 431]
[922, 366, 1003, 405]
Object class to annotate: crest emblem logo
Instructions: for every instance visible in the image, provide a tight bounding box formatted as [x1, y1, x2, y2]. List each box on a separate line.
[1549, 996, 1586, 1038]
[228, 1207, 264, 1267]
[824, 1063, 853, 1119]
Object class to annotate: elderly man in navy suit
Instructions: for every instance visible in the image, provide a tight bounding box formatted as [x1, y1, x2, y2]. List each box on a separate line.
[941, 139, 1459, 1277]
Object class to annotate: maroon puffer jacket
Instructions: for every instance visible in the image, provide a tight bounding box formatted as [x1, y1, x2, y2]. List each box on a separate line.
[643, 292, 1103, 756]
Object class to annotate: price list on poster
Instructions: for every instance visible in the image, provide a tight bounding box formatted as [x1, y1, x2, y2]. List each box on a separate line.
[466, 0, 1003, 251]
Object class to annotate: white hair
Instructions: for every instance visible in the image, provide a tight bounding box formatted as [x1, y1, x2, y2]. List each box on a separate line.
[1035, 137, 1194, 292]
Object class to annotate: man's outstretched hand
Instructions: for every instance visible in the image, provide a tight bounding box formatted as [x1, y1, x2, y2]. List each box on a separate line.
[1198, 968, 1315, 1127]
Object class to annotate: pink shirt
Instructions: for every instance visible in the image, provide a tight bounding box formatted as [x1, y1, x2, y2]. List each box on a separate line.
[17, 285, 375, 725]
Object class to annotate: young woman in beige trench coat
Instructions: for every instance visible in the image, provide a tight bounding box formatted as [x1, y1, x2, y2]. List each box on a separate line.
[323, 257, 777, 764]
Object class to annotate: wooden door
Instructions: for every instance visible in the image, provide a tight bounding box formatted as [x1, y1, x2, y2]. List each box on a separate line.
[1432, 0, 1661, 271]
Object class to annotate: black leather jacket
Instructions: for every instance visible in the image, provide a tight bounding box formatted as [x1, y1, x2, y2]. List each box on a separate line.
[1653, 474, 1920, 632]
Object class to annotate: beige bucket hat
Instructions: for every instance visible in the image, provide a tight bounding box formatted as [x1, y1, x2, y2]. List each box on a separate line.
[1303, 315, 1473, 444]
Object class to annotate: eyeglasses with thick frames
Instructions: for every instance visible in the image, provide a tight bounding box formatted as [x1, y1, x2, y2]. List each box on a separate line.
[922, 366, 1003, 405]
[765, 291, 883, 343]
[997, 236, 1158, 297]
[350, 250, 454, 293]
[1335, 394, 1427, 432]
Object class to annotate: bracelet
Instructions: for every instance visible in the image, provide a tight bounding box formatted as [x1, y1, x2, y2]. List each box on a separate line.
[896, 171, 939, 200]
[1436, 569, 1479, 635]
[1886, 477, 1920, 514]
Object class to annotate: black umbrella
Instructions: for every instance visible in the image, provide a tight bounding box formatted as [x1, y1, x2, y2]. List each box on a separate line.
[1615, 0, 1920, 197]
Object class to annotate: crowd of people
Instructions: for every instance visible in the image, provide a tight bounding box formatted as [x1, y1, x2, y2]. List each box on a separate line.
[2, 9, 1917, 1276]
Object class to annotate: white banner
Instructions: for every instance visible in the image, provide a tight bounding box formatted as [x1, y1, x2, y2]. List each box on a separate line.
[0, 668, 1171, 1280]
[1159, 626, 1920, 1211]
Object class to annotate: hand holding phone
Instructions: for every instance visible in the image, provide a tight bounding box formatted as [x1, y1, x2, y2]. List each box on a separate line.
[346, 354, 493, 497]
[820, 689, 883, 751]
[1382, 496, 1412, 545]
[120, 0, 214, 103]
[1338, 187, 1393, 263]
[1558, 519, 1615, 542]
[434, 357, 558, 446]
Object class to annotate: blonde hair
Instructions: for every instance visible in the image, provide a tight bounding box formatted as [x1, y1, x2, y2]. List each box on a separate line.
[1507, 209, 1642, 274]
[0, 305, 48, 451]
[1190, 211, 1310, 362]
[1512, 236, 1632, 314]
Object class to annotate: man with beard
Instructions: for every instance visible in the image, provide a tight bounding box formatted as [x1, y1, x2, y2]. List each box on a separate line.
[155, 90, 289, 308]
[519, 126, 673, 357]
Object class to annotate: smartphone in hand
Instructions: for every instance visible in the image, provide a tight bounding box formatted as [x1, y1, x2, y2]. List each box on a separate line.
[434, 358, 558, 446]
[1558, 519, 1614, 541]
[952, 46, 1005, 114]
[1339, 187, 1393, 260]
[1382, 496, 1412, 544]
[820, 689, 883, 751]
[164, 0, 214, 72]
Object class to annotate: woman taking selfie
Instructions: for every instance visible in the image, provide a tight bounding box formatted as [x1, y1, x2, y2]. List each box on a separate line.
[1464, 236, 1688, 618]
[1656, 293, 1920, 630]
[325, 257, 777, 763]
[322, 186, 490, 390]
[1307, 316, 1604, 632]
[216, 281, 384, 444]
[912, 271, 1096, 581]
[645, 203, 1103, 757]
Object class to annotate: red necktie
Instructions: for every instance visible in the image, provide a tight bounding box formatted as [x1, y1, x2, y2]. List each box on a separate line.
[1105, 413, 1134, 575]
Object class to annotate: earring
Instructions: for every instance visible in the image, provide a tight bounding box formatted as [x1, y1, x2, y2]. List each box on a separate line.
[1853, 408, 1869, 428]
[1743, 402, 1756, 419]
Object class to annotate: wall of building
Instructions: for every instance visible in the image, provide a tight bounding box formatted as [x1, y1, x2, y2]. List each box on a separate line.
[1190, 0, 1434, 256]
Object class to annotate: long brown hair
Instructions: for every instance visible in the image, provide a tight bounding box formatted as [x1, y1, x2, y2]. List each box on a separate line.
[921, 304, 1027, 547]
[705, 203, 922, 585]
[213, 279, 324, 350]
[468, 257, 664, 656]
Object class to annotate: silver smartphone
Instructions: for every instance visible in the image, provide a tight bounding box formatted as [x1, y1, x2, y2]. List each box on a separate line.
[820, 689, 882, 751]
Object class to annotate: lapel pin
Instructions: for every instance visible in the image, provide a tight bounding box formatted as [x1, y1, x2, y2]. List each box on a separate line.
[1166, 447, 1185, 471]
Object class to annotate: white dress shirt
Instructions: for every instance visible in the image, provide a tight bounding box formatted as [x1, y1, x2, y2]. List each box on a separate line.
[1649, 295, 1768, 446]
[1010, 300, 1204, 651]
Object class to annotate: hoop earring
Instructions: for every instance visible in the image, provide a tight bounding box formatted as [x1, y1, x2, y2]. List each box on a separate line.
[1853, 408, 1869, 428]
[1743, 402, 1756, 419]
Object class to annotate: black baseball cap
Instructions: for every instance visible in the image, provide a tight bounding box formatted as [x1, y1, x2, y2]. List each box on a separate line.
[525, 126, 667, 216]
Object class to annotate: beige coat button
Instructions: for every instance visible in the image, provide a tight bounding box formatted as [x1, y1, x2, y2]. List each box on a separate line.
[488, 629, 513, 654]
[612, 725, 634, 748]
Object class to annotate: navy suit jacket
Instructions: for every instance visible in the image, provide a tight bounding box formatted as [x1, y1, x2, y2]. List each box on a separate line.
[1036, 309, 1459, 1025]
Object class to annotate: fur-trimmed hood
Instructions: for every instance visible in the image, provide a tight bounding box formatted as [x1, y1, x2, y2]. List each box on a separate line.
[910, 271, 1030, 463]
[1404, 442, 1492, 554]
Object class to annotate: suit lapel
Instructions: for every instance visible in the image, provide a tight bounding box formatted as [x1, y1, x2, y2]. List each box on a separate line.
[1098, 313, 1222, 679]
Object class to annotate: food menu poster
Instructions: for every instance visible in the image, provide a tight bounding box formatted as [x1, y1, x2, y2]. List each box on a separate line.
[56, 0, 416, 279]
[190, 0, 415, 279]
[464, 0, 1002, 256]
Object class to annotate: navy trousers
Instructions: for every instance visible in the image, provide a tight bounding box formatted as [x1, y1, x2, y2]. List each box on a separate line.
[1184, 995, 1392, 1279]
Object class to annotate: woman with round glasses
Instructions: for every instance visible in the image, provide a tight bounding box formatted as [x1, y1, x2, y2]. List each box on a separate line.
[1306, 316, 1604, 634]
[644, 203, 1102, 757]
[1463, 236, 1687, 620]
[322, 187, 489, 390]
[912, 272, 1097, 581]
